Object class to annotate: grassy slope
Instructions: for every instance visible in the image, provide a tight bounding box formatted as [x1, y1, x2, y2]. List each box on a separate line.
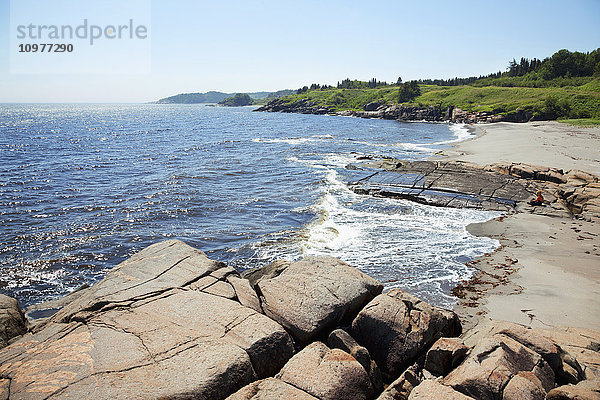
[275, 78, 600, 119]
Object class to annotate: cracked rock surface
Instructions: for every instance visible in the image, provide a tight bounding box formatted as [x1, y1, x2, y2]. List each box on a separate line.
[351, 289, 461, 378]
[351, 159, 600, 221]
[0, 240, 294, 400]
[276, 341, 374, 400]
[443, 334, 555, 400]
[246, 257, 383, 343]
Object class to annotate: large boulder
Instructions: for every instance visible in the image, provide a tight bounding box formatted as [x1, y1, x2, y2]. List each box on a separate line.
[0, 294, 27, 349]
[463, 320, 585, 384]
[532, 325, 600, 381]
[443, 334, 555, 400]
[502, 371, 547, 400]
[546, 379, 600, 400]
[226, 378, 319, 400]
[277, 341, 374, 400]
[246, 257, 383, 343]
[41, 240, 227, 326]
[351, 289, 461, 377]
[0, 241, 295, 400]
[407, 380, 473, 400]
[424, 337, 469, 376]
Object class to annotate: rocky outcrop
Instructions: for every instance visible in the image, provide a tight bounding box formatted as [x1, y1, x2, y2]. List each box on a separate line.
[462, 320, 585, 385]
[256, 95, 541, 123]
[1, 240, 598, 399]
[350, 159, 600, 221]
[443, 334, 555, 399]
[226, 378, 319, 399]
[350, 160, 542, 212]
[0, 240, 295, 399]
[351, 289, 461, 377]
[255, 98, 334, 115]
[244, 257, 383, 343]
[486, 162, 600, 221]
[0, 295, 27, 349]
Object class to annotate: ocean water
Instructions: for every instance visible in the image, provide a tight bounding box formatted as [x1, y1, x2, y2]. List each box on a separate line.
[0, 104, 499, 308]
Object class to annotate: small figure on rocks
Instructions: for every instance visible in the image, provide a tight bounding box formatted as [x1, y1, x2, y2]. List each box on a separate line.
[529, 190, 544, 206]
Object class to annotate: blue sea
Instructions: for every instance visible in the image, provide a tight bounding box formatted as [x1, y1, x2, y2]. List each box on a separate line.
[0, 104, 499, 309]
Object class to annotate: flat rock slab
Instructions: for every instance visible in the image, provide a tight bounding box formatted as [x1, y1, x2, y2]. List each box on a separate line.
[43, 240, 227, 326]
[0, 241, 295, 400]
[249, 256, 383, 343]
[350, 160, 537, 211]
[351, 289, 461, 377]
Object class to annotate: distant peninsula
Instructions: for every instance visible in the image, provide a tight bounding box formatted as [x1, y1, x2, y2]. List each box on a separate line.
[155, 89, 294, 104]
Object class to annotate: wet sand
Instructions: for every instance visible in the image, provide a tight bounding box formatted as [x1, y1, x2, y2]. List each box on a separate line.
[439, 121, 600, 331]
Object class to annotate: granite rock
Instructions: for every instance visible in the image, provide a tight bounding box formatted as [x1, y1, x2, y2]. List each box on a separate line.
[249, 256, 383, 343]
[277, 341, 373, 400]
[0, 295, 27, 349]
[351, 289, 461, 377]
[0, 240, 295, 400]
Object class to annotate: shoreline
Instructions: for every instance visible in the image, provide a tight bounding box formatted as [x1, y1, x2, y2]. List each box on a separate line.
[440, 121, 600, 332]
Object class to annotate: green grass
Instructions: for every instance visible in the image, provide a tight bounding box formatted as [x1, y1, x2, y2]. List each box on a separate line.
[274, 77, 600, 119]
[558, 118, 600, 127]
[278, 87, 399, 112]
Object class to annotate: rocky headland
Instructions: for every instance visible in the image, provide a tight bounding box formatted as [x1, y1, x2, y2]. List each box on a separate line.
[1, 239, 599, 399]
[255, 99, 536, 124]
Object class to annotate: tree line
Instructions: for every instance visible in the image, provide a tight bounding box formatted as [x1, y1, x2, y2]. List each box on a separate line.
[291, 48, 600, 100]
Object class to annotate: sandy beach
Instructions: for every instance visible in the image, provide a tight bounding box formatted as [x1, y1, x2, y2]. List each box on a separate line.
[440, 121, 600, 331]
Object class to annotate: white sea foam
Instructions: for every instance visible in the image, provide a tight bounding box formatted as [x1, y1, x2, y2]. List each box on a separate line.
[252, 136, 330, 145]
[390, 124, 475, 154]
[285, 153, 501, 307]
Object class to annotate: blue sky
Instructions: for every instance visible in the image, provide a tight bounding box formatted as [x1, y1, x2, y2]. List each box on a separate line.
[1, 0, 599, 103]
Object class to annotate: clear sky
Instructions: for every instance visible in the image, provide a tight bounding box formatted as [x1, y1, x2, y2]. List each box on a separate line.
[1, 0, 599, 103]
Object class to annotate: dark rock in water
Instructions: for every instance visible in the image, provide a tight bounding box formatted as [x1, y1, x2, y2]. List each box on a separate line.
[0, 294, 27, 349]
[226, 377, 319, 399]
[276, 341, 374, 400]
[0, 240, 295, 400]
[351, 289, 461, 378]
[350, 160, 556, 213]
[248, 256, 383, 343]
